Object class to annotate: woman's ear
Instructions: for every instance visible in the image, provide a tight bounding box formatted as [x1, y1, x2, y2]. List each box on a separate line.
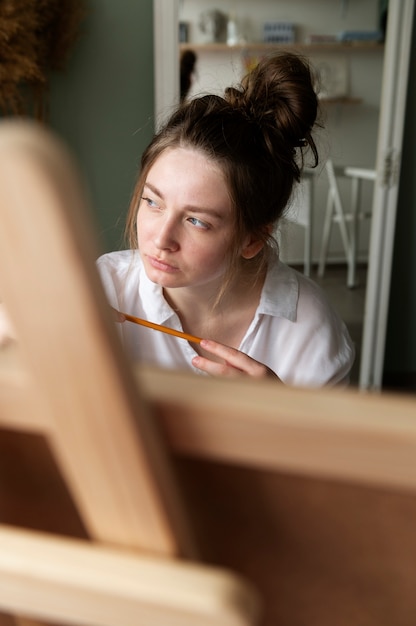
[240, 225, 273, 259]
[240, 236, 265, 260]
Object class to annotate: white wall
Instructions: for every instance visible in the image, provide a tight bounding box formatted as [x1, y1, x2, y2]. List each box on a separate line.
[179, 0, 384, 267]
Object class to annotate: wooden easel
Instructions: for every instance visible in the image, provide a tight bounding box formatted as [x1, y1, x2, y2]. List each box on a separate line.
[1, 120, 416, 626]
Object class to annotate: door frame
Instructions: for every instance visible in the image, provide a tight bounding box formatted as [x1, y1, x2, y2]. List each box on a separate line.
[359, 0, 415, 389]
[153, 0, 180, 128]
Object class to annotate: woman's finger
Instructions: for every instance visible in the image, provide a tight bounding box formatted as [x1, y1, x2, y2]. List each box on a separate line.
[194, 339, 278, 379]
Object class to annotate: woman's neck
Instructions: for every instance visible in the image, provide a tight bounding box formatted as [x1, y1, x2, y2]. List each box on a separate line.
[163, 267, 267, 345]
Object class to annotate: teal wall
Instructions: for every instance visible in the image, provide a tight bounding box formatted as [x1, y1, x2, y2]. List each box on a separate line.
[48, 0, 155, 254]
[383, 7, 416, 384]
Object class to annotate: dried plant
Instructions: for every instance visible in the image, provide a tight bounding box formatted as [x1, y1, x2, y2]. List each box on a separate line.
[0, 0, 87, 119]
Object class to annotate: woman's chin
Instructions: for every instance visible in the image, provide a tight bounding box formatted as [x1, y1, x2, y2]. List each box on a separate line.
[144, 266, 183, 288]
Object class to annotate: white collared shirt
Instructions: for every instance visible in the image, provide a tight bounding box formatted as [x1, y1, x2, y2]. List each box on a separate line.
[97, 249, 354, 387]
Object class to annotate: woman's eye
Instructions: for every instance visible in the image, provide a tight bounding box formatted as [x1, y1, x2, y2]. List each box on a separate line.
[141, 196, 159, 208]
[188, 216, 209, 229]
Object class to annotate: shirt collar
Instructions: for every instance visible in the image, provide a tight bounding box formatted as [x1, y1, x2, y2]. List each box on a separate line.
[138, 253, 299, 325]
[258, 257, 299, 322]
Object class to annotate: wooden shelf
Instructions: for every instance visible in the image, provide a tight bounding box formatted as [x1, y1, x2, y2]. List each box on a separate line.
[180, 42, 384, 53]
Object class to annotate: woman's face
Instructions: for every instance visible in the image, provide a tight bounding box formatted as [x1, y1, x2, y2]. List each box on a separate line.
[137, 147, 236, 292]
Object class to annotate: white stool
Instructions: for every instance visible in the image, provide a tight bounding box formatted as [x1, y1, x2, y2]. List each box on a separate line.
[344, 166, 377, 287]
[318, 160, 376, 288]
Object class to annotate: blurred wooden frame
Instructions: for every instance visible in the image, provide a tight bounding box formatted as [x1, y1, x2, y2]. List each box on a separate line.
[1, 120, 416, 626]
[0, 119, 260, 626]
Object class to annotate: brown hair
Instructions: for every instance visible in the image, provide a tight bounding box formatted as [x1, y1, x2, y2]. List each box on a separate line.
[126, 51, 320, 293]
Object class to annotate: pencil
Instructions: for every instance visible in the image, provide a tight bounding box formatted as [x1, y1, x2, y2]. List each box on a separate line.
[122, 312, 202, 344]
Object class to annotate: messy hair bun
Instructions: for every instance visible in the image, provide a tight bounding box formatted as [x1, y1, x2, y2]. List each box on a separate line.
[225, 51, 319, 168]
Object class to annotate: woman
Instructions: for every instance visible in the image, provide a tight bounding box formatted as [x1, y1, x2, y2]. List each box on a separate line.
[97, 52, 354, 386]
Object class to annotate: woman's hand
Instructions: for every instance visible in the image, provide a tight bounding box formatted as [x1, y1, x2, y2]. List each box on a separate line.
[192, 339, 279, 380]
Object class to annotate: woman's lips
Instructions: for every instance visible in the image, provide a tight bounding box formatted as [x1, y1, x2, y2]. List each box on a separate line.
[147, 255, 179, 273]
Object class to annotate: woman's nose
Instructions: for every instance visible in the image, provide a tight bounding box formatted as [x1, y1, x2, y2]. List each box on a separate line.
[154, 218, 179, 251]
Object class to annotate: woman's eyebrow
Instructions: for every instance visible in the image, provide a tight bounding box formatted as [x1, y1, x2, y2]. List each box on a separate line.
[143, 182, 162, 198]
[144, 182, 225, 220]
